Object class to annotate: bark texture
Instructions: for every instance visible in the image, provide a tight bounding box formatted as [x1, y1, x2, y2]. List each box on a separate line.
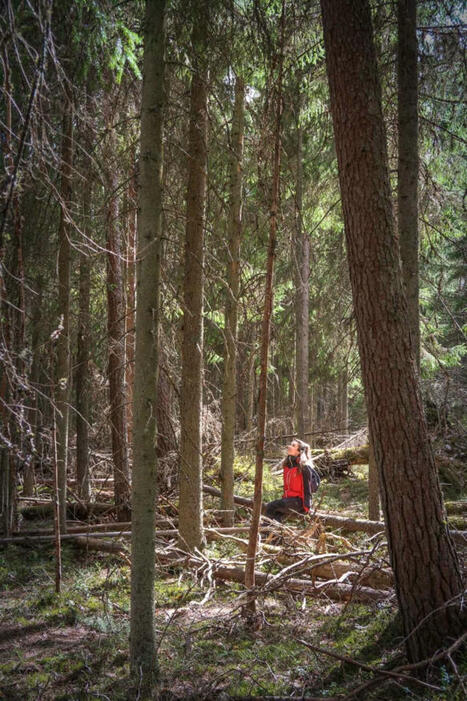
[56, 98, 73, 532]
[398, 0, 420, 370]
[76, 182, 92, 502]
[367, 441, 380, 521]
[320, 0, 465, 662]
[294, 101, 310, 437]
[125, 160, 137, 450]
[245, 0, 285, 613]
[220, 75, 245, 527]
[130, 0, 166, 688]
[106, 132, 130, 521]
[178, 1, 209, 552]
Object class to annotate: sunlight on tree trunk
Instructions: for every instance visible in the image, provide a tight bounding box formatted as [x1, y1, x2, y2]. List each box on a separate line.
[130, 0, 166, 692]
[221, 75, 245, 528]
[321, 0, 465, 663]
[244, 0, 286, 619]
[398, 0, 420, 371]
[178, 0, 209, 553]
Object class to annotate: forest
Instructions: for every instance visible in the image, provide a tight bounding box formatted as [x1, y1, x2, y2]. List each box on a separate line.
[0, 0, 466, 698]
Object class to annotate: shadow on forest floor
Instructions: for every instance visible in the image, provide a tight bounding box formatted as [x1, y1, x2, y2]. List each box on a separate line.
[1, 463, 465, 700]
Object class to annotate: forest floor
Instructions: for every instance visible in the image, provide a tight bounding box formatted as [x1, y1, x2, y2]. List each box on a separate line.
[0, 463, 465, 700]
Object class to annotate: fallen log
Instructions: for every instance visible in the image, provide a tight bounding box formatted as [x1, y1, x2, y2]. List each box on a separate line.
[445, 501, 467, 516]
[19, 501, 119, 520]
[202, 485, 467, 546]
[211, 564, 388, 603]
[229, 537, 393, 589]
[263, 549, 393, 589]
[72, 535, 127, 555]
[69, 530, 392, 591]
[66, 538, 388, 602]
[13, 518, 175, 537]
[0, 526, 271, 546]
[153, 551, 388, 604]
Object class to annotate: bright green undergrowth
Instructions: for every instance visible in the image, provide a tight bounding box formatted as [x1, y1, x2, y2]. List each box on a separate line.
[1, 457, 465, 699]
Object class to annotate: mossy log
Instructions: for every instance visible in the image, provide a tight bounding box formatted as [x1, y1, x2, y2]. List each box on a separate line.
[445, 501, 467, 516]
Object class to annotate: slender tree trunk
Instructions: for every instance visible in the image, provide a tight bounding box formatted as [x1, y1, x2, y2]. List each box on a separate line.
[125, 158, 137, 451]
[130, 0, 166, 689]
[321, 0, 465, 663]
[337, 368, 348, 432]
[398, 0, 420, 371]
[178, 1, 209, 552]
[106, 132, 130, 521]
[220, 76, 245, 527]
[24, 285, 43, 497]
[156, 357, 176, 459]
[2, 49, 21, 526]
[294, 101, 309, 437]
[246, 348, 256, 434]
[56, 96, 73, 533]
[245, 0, 285, 616]
[0, 51, 11, 531]
[76, 180, 92, 502]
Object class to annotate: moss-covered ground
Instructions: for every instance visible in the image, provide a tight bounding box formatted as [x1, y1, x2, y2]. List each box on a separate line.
[0, 460, 465, 699]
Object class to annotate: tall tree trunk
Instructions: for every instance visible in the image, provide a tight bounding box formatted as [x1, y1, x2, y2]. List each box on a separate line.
[220, 76, 245, 527]
[56, 96, 73, 533]
[76, 180, 92, 502]
[398, 0, 420, 371]
[24, 283, 43, 497]
[321, 0, 465, 663]
[178, 1, 209, 552]
[106, 133, 130, 521]
[2, 48, 22, 527]
[130, 0, 166, 689]
[0, 50, 12, 531]
[294, 101, 309, 438]
[245, 0, 285, 616]
[125, 158, 137, 451]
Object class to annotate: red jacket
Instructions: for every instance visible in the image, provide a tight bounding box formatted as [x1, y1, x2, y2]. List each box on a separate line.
[282, 457, 313, 512]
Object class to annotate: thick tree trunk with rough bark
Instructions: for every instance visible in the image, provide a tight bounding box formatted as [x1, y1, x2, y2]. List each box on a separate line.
[320, 0, 465, 663]
[130, 0, 166, 689]
[106, 133, 130, 521]
[178, 1, 209, 552]
[56, 98, 73, 533]
[220, 75, 245, 527]
[398, 0, 420, 370]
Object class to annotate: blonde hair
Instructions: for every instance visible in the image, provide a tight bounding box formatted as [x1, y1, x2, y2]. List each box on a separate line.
[294, 438, 311, 461]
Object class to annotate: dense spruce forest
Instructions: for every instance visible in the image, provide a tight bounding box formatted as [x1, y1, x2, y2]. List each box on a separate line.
[0, 0, 466, 699]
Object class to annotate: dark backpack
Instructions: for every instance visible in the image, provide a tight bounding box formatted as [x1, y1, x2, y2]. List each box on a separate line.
[309, 466, 321, 493]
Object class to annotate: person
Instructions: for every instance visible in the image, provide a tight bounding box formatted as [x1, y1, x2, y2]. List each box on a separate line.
[265, 438, 315, 523]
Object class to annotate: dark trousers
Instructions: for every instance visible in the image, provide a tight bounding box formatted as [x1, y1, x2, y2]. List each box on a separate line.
[265, 496, 304, 523]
